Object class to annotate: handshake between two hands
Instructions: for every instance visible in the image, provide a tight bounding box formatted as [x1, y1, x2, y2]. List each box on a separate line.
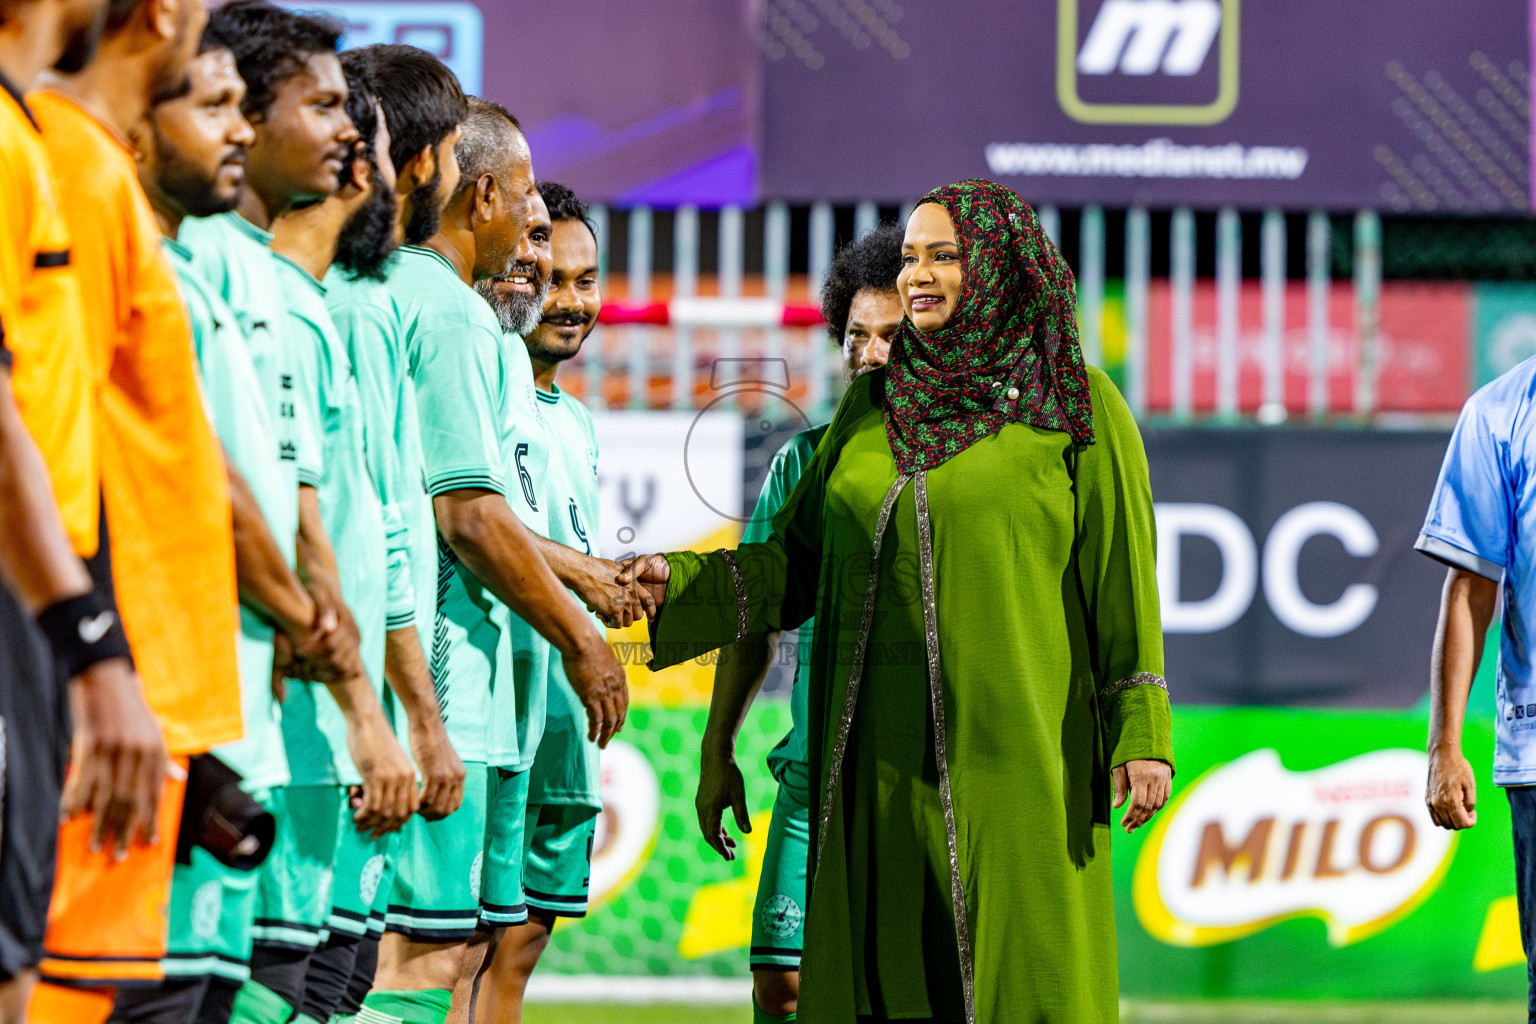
[575, 553, 673, 630]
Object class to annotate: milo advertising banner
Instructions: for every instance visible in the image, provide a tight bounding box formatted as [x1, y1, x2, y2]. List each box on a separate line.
[547, 414, 1520, 998]
[1120, 711, 1516, 998]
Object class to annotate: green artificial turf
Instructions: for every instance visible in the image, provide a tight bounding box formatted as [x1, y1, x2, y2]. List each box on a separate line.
[522, 1001, 1528, 1024]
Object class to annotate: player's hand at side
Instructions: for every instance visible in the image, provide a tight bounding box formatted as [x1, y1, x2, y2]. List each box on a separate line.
[616, 554, 670, 620]
[1427, 742, 1478, 829]
[62, 658, 170, 859]
[696, 740, 751, 861]
[570, 555, 654, 628]
[564, 632, 629, 749]
[409, 714, 466, 821]
[1112, 758, 1172, 834]
[345, 696, 416, 838]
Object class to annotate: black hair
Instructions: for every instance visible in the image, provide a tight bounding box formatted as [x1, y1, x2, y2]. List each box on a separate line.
[450, 96, 522, 204]
[334, 57, 396, 281]
[341, 54, 377, 153]
[537, 180, 597, 241]
[819, 224, 905, 342]
[207, 0, 342, 122]
[343, 44, 467, 176]
[198, 18, 236, 55]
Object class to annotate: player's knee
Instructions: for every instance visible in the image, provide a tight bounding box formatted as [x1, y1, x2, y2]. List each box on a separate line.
[489, 917, 553, 988]
[752, 968, 799, 1016]
[375, 934, 471, 993]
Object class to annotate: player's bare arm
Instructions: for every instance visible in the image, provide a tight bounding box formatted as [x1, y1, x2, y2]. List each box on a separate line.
[297, 484, 415, 836]
[434, 488, 628, 747]
[294, 484, 365, 681]
[227, 461, 337, 671]
[530, 532, 653, 628]
[383, 625, 466, 820]
[0, 367, 165, 858]
[1427, 566, 1497, 830]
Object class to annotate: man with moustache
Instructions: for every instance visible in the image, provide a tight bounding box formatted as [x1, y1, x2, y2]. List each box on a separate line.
[120, 25, 358, 1024]
[466, 181, 612, 1024]
[24, 0, 249, 1016]
[297, 45, 469, 1024]
[0, 0, 165, 1017]
[360, 98, 627, 1024]
[174, 6, 410, 1022]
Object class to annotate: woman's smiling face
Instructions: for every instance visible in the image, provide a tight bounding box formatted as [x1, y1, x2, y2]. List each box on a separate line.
[898, 202, 963, 334]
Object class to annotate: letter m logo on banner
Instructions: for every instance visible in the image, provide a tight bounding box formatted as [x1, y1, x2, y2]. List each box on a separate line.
[1077, 0, 1222, 76]
[1056, 0, 1240, 125]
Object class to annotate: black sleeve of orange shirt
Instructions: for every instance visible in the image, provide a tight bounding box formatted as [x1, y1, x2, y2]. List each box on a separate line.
[0, 318, 11, 370]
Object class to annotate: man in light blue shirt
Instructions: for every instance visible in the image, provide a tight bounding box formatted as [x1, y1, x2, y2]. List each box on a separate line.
[1419, 357, 1536, 1020]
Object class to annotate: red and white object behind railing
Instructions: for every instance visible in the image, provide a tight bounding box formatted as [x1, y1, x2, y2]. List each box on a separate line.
[598, 297, 824, 329]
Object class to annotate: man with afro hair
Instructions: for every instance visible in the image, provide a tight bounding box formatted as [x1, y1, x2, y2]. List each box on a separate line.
[695, 223, 904, 1024]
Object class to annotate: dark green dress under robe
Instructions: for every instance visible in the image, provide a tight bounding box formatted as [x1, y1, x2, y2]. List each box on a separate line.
[650, 365, 1174, 1024]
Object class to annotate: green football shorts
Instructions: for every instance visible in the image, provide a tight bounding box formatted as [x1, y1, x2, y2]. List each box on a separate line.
[251, 784, 344, 952]
[478, 766, 530, 928]
[520, 801, 598, 919]
[326, 807, 395, 940]
[750, 763, 810, 970]
[162, 831, 264, 984]
[385, 762, 488, 942]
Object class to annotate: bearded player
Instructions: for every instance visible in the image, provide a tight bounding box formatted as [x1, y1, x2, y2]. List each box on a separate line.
[465, 181, 612, 1023]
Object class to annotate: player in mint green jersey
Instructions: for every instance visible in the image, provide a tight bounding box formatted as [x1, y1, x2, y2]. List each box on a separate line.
[305, 46, 469, 1024]
[360, 97, 629, 1024]
[125, 30, 371, 1024]
[268, 58, 424, 1024]
[695, 225, 906, 1024]
[465, 181, 616, 1023]
[173, 6, 410, 1022]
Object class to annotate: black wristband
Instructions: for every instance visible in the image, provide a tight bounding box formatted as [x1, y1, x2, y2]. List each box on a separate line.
[35, 589, 132, 679]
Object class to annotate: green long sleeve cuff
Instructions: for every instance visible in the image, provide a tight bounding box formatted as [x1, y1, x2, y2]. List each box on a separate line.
[649, 550, 732, 669]
[1105, 680, 1174, 772]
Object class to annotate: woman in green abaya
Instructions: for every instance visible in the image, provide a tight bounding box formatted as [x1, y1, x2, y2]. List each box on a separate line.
[622, 180, 1174, 1024]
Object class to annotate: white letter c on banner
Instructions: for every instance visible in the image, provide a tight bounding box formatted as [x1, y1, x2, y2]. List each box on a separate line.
[1262, 501, 1379, 638]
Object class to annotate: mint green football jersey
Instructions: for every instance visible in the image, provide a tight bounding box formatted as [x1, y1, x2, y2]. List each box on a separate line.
[483, 334, 552, 772]
[383, 246, 522, 766]
[164, 237, 291, 793]
[526, 380, 603, 809]
[742, 425, 827, 782]
[176, 214, 300, 464]
[324, 266, 423, 755]
[273, 254, 388, 788]
[323, 269, 416, 635]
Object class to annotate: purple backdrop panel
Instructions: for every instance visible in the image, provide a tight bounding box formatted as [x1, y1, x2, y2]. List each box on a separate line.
[759, 0, 1530, 211]
[479, 0, 758, 205]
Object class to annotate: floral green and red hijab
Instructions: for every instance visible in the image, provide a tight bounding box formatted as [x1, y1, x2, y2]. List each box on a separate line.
[884, 179, 1094, 474]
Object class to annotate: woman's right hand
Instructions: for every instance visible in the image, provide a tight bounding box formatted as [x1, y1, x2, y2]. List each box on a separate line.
[617, 554, 671, 619]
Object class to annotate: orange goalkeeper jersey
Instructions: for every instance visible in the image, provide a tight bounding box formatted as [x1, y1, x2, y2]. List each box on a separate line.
[32, 90, 241, 754]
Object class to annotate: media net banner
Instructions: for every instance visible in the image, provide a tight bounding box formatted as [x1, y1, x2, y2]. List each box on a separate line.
[760, 0, 1531, 211]
[290, 1, 1529, 211]
[541, 417, 1523, 998]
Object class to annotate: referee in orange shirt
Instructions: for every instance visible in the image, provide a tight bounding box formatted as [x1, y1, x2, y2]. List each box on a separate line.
[0, 0, 170, 1020]
[24, 0, 245, 1019]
